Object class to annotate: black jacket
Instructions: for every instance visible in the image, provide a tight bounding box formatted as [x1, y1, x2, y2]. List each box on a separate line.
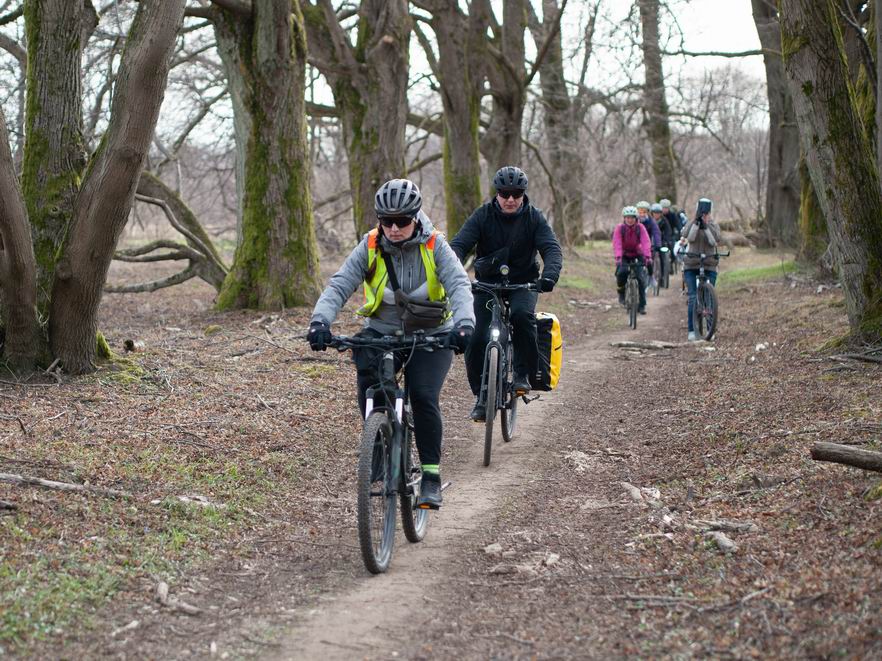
[449, 196, 563, 284]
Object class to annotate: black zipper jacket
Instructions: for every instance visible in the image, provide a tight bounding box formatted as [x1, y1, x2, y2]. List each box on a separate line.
[449, 195, 563, 284]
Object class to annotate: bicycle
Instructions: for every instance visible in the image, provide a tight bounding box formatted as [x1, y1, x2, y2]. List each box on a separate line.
[660, 246, 672, 289]
[651, 248, 662, 297]
[622, 258, 643, 330]
[472, 268, 539, 467]
[683, 250, 730, 340]
[328, 332, 446, 574]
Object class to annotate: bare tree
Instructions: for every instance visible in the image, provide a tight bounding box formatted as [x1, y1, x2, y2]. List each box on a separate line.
[780, 0, 882, 338]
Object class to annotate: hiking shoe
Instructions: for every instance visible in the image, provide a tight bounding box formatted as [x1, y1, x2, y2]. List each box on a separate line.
[512, 373, 531, 394]
[638, 306, 647, 315]
[687, 331, 697, 341]
[470, 401, 486, 422]
[617, 292, 625, 306]
[417, 473, 442, 509]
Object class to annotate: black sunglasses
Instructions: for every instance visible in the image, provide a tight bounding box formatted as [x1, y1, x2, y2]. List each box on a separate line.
[497, 189, 525, 200]
[378, 215, 415, 228]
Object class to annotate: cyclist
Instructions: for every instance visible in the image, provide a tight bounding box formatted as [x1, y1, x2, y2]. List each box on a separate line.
[679, 197, 723, 341]
[307, 179, 475, 508]
[659, 198, 683, 236]
[613, 206, 651, 313]
[450, 166, 563, 422]
[636, 200, 661, 279]
[651, 202, 674, 281]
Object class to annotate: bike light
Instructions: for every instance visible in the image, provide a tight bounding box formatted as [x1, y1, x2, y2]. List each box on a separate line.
[491, 328, 501, 340]
[500, 264, 510, 276]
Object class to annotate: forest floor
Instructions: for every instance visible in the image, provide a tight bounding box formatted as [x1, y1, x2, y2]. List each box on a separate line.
[2, 244, 881, 659]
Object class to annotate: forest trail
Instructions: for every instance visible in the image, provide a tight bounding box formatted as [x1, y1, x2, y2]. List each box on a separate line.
[271, 291, 681, 659]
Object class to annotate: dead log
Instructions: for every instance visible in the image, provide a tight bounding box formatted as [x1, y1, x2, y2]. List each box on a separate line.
[707, 531, 738, 554]
[0, 472, 131, 499]
[610, 340, 681, 350]
[810, 442, 882, 472]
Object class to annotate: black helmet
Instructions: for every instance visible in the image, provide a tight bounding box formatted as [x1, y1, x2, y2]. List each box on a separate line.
[375, 179, 422, 217]
[695, 198, 713, 216]
[493, 166, 528, 191]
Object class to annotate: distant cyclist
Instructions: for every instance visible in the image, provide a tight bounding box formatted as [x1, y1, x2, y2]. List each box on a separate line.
[613, 206, 651, 314]
[651, 202, 674, 256]
[636, 200, 661, 277]
[659, 198, 683, 236]
[679, 197, 723, 341]
[307, 179, 475, 508]
[450, 166, 563, 422]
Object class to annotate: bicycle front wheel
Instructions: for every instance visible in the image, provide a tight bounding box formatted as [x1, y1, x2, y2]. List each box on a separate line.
[357, 411, 397, 574]
[662, 253, 671, 288]
[694, 281, 719, 340]
[627, 279, 639, 329]
[483, 346, 499, 467]
[652, 254, 661, 296]
[501, 393, 518, 442]
[400, 423, 428, 543]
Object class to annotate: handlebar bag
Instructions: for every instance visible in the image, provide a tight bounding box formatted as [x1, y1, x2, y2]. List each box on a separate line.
[530, 312, 562, 391]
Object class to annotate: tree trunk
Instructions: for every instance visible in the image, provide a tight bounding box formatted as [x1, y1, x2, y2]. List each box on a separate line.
[751, 0, 800, 247]
[638, 0, 677, 203]
[215, 0, 321, 310]
[811, 442, 882, 472]
[21, 0, 88, 319]
[0, 110, 39, 373]
[796, 157, 828, 268]
[780, 0, 882, 340]
[877, 0, 882, 183]
[303, 0, 411, 238]
[49, 0, 186, 373]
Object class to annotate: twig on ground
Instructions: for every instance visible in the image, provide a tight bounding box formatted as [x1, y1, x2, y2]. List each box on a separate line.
[0, 472, 131, 499]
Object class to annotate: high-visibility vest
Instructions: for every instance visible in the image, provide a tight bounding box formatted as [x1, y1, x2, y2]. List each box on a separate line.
[356, 229, 447, 317]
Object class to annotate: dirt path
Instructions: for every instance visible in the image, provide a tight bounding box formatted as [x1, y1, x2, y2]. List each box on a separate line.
[271, 291, 681, 659]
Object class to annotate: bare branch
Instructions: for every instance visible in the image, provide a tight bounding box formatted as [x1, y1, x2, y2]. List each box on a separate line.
[0, 32, 25, 66]
[105, 265, 199, 293]
[0, 5, 22, 26]
[663, 48, 769, 58]
[525, 0, 570, 88]
[207, 0, 250, 16]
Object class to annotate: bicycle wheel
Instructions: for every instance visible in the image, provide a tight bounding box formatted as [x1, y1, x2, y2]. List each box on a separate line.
[627, 278, 639, 329]
[357, 411, 397, 574]
[483, 346, 499, 467]
[400, 421, 428, 543]
[662, 253, 671, 289]
[694, 281, 719, 340]
[652, 253, 661, 296]
[501, 342, 517, 443]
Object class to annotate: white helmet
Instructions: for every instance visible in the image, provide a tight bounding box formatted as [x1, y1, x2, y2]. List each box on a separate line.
[659, 198, 672, 208]
[636, 200, 650, 210]
[622, 205, 638, 217]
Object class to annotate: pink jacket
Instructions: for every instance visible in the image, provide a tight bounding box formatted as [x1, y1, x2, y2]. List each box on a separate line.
[612, 222, 651, 263]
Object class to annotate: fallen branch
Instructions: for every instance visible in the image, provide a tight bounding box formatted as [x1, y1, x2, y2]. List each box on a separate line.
[610, 340, 681, 350]
[828, 353, 882, 365]
[155, 581, 202, 616]
[811, 442, 882, 472]
[707, 531, 738, 554]
[0, 499, 17, 511]
[0, 472, 131, 499]
[693, 519, 759, 533]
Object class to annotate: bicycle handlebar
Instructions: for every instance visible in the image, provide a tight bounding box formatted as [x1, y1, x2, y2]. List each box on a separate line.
[471, 281, 538, 293]
[683, 250, 730, 259]
[328, 333, 446, 351]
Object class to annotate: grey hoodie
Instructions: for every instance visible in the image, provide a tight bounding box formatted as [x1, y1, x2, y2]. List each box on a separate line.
[310, 212, 475, 335]
[681, 218, 722, 271]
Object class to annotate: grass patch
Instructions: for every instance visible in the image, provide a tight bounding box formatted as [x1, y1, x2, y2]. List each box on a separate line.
[717, 260, 798, 289]
[558, 275, 596, 291]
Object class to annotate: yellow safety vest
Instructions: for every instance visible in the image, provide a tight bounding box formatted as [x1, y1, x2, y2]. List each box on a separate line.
[356, 229, 447, 317]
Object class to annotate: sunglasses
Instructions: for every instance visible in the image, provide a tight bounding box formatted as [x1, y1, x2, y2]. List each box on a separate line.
[497, 189, 525, 200]
[378, 215, 415, 228]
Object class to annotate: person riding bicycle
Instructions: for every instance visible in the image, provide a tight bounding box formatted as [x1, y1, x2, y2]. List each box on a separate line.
[651, 202, 674, 263]
[679, 197, 723, 341]
[659, 198, 683, 236]
[613, 206, 651, 313]
[636, 201, 661, 277]
[307, 179, 475, 508]
[449, 166, 563, 422]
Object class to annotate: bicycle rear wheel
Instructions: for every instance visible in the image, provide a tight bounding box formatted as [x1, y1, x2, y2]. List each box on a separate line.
[357, 411, 397, 574]
[627, 278, 639, 329]
[694, 281, 719, 340]
[483, 346, 498, 467]
[400, 422, 428, 543]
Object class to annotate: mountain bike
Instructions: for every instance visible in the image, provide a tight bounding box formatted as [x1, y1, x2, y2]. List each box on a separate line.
[651, 248, 662, 296]
[660, 246, 671, 289]
[328, 332, 446, 574]
[623, 258, 643, 330]
[472, 271, 539, 467]
[684, 250, 730, 341]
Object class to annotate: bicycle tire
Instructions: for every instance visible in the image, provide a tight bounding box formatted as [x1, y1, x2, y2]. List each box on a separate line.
[652, 253, 661, 296]
[400, 422, 428, 543]
[357, 411, 397, 574]
[501, 342, 517, 443]
[662, 253, 671, 289]
[483, 346, 499, 467]
[695, 281, 719, 340]
[627, 278, 639, 329]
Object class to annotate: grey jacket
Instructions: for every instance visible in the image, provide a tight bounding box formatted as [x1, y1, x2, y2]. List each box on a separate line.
[310, 212, 475, 335]
[681, 219, 722, 271]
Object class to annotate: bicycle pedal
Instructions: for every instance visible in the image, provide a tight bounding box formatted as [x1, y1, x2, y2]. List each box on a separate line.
[417, 502, 440, 510]
[522, 394, 540, 404]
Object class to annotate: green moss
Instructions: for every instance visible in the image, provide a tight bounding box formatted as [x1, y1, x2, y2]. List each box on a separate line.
[716, 261, 798, 289]
[865, 482, 882, 502]
[801, 81, 813, 97]
[95, 331, 112, 359]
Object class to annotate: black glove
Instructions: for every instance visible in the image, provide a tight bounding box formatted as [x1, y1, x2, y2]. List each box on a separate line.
[698, 218, 706, 230]
[446, 325, 473, 354]
[307, 321, 332, 351]
[537, 277, 556, 293]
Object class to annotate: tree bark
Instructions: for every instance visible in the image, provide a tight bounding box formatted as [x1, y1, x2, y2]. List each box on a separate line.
[638, 0, 677, 203]
[215, 0, 321, 309]
[780, 0, 882, 339]
[877, 0, 882, 184]
[21, 0, 88, 319]
[49, 0, 186, 373]
[796, 156, 829, 268]
[0, 107, 39, 373]
[751, 0, 800, 248]
[303, 0, 411, 238]
[811, 442, 882, 473]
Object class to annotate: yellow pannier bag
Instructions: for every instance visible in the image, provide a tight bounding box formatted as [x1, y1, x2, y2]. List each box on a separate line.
[531, 312, 562, 391]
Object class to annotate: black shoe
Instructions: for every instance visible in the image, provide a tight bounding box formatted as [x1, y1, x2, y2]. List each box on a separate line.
[417, 473, 442, 509]
[638, 307, 647, 315]
[618, 293, 625, 306]
[470, 400, 486, 422]
[512, 373, 531, 393]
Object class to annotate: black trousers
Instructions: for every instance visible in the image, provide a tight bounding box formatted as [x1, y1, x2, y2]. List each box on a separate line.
[616, 263, 647, 309]
[465, 288, 539, 396]
[352, 329, 453, 466]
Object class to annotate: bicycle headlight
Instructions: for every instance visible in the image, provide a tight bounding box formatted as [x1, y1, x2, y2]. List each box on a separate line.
[490, 328, 501, 340]
[500, 264, 510, 276]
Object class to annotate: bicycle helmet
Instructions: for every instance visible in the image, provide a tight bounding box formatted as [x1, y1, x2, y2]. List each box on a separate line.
[493, 166, 528, 191]
[650, 203, 663, 213]
[636, 200, 650, 210]
[622, 205, 638, 217]
[375, 179, 422, 217]
[696, 197, 713, 216]
[659, 198, 672, 208]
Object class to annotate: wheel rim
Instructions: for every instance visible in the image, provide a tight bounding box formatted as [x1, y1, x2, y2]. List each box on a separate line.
[483, 347, 498, 466]
[401, 438, 428, 541]
[502, 393, 518, 442]
[358, 414, 396, 573]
